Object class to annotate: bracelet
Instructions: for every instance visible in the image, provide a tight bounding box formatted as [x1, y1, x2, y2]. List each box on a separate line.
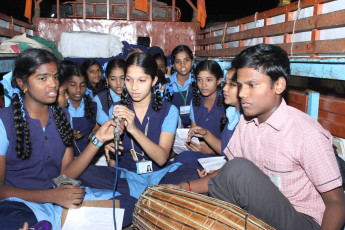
[186, 181, 192, 192]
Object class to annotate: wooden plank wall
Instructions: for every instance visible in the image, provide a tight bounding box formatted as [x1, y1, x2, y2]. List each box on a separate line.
[195, 0, 345, 57]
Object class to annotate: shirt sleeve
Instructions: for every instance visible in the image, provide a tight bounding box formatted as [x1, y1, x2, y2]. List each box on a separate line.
[300, 129, 342, 193]
[224, 116, 244, 160]
[189, 100, 195, 122]
[162, 105, 179, 134]
[93, 96, 109, 125]
[0, 119, 9, 156]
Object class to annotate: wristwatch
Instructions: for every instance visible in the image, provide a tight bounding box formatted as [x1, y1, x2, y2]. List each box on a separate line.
[91, 134, 103, 147]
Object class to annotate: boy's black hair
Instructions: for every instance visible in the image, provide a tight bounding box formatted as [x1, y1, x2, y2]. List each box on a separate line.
[232, 44, 290, 85]
[61, 61, 95, 121]
[12, 49, 74, 160]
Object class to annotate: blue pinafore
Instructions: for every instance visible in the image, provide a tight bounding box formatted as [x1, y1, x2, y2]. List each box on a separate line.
[64, 99, 97, 156]
[166, 72, 194, 128]
[0, 105, 135, 228]
[175, 90, 226, 166]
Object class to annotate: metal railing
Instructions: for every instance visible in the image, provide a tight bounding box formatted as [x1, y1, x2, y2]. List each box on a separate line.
[195, 0, 345, 57]
[0, 13, 36, 39]
[61, 0, 181, 21]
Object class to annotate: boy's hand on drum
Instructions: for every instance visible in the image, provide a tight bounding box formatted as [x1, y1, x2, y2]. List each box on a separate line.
[52, 185, 86, 209]
[164, 182, 190, 191]
[164, 184, 183, 190]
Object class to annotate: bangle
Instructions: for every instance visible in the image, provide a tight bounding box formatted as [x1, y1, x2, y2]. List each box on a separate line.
[186, 181, 192, 192]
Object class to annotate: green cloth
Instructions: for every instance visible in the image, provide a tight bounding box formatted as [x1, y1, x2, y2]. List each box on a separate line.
[19, 36, 61, 61]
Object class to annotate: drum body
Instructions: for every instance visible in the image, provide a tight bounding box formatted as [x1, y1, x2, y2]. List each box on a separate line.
[133, 185, 275, 230]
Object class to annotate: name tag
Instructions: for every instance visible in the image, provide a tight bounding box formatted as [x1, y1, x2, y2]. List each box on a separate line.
[180, 105, 190, 115]
[136, 160, 153, 174]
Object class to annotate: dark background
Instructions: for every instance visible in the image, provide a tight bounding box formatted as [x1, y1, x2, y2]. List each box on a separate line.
[2, 0, 281, 25]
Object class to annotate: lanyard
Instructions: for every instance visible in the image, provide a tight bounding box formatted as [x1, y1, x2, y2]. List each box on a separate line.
[174, 82, 190, 106]
[131, 117, 150, 158]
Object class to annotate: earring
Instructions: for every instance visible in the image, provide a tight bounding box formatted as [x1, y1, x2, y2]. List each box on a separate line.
[23, 88, 27, 94]
[152, 83, 155, 87]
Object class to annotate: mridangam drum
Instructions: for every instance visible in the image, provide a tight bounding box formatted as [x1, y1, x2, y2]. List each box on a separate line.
[133, 185, 275, 230]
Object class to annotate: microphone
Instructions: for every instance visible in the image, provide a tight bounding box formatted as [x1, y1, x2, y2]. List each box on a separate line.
[113, 109, 121, 153]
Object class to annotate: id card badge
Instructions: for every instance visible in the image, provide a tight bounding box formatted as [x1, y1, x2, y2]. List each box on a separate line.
[130, 149, 139, 162]
[180, 105, 191, 115]
[136, 160, 153, 174]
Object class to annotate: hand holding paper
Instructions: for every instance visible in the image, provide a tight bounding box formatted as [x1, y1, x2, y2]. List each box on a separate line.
[173, 128, 200, 154]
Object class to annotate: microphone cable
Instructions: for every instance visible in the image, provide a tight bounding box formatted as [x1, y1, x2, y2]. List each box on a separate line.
[112, 117, 120, 230]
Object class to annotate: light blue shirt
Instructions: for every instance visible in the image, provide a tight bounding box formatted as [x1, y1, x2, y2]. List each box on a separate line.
[226, 106, 241, 130]
[189, 100, 195, 122]
[67, 99, 85, 129]
[168, 72, 193, 92]
[93, 89, 121, 125]
[162, 105, 179, 134]
[0, 119, 8, 155]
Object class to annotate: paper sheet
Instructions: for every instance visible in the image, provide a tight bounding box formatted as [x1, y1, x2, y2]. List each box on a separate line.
[62, 207, 124, 230]
[173, 128, 200, 154]
[198, 156, 227, 172]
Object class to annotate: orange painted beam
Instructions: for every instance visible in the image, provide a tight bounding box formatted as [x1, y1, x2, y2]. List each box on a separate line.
[196, 38, 345, 57]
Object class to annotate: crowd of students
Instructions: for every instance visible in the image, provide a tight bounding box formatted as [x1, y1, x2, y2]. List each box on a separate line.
[0, 43, 344, 230]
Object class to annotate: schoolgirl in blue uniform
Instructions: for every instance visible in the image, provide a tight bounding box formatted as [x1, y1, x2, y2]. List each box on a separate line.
[0, 49, 119, 229]
[87, 52, 197, 188]
[219, 68, 241, 153]
[81, 59, 105, 99]
[175, 60, 225, 165]
[181, 68, 241, 174]
[166, 45, 194, 128]
[93, 58, 125, 126]
[62, 61, 97, 156]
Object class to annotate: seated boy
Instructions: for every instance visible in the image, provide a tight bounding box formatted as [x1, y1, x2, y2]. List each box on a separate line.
[168, 44, 345, 229]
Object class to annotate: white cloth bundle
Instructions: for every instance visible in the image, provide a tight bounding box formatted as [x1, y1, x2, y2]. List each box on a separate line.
[58, 31, 123, 58]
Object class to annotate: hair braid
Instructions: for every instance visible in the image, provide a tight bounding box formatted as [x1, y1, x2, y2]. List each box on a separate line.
[220, 113, 228, 131]
[52, 103, 74, 147]
[121, 87, 130, 108]
[192, 80, 201, 107]
[216, 85, 224, 108]
[84, 94, 95, 121]
[152, 84, 163, 111]
[105, 83, 113, 110]
[12, 94, 32, 159]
